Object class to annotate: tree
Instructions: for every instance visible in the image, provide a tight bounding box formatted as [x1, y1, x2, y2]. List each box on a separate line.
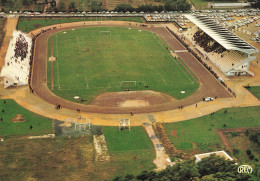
[50, 0, 56, 7]
[157, 160, 200, 180]
[251, 1, 260, 8]
[201, 174, 218, 181]
[89, 1, 102, 12]
[197, 154, 235, 176]
[57, 1, 66, 11]
[0, 0, 7, 5]
[249, 132, 259, 144]
[197, 154, 250, 180]
[22, 0, 30, 6]
[68, 1, 76, 12]
[114, 4, 134, 12]
[113, 154, 252, 181]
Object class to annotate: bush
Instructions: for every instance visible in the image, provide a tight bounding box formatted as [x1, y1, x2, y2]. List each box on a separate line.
[231, 132, 239, 137]
[253, 158, 259, 162]
[246, 149, 252, 155]
[244, 129, 250, 136]
[249, 153, 255, 160]
[233, 148, 240, 155]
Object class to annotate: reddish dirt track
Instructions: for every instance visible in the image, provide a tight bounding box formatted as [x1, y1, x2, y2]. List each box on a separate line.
[31, 23, 231, 114]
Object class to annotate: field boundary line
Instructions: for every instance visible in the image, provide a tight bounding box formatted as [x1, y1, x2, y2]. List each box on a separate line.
[157, 73, 167, 86]
[152, 33, 166, 51]
[55, 34, 60, 89]
[84, 75, 90, 89]
[177, 57, 199, 83]
[76, 35, 80, 47]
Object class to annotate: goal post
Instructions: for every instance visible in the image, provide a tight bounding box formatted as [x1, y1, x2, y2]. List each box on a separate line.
[100, 31, 111, 36]
[120, 81, 136, 88]
[75, 117, 91, 131]
[119, 118, 130, 131]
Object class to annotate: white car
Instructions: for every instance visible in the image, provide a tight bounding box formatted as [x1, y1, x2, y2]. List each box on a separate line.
[205, 97, 214, 102]
[218, 78, 224, 83]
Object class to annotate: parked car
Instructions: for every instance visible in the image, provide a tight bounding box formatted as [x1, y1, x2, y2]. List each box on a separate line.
[205, 97, 214, 102]
[218, 78, 224, 83]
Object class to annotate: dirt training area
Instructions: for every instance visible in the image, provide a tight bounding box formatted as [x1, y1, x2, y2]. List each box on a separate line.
[31, 21, 231, 114]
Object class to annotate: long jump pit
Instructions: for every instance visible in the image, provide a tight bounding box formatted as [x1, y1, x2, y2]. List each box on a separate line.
[30, 21, 232, 114]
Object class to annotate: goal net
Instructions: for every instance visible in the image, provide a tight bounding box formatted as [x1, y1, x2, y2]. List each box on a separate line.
[100, 31, 111, 36]
[121, 81, 136, 88]
[119, 118, 130, 131]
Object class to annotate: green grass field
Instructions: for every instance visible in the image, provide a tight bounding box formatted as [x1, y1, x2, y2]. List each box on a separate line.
[164, 106, 260, 152]
[17, 17, 143, 33]
[0, 99, 53, 136]
[228, 131, 260, 165]
[246, 86, 260, 100]
[190, 0, 208, 10]
[47, 27, 199, 104]
[103, 126, 156, 175]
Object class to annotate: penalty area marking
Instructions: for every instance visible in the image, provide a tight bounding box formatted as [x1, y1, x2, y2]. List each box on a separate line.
[157, 73, 167, 86]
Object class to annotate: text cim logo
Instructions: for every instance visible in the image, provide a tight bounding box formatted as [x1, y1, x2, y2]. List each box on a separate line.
[238, 165, 253, 174]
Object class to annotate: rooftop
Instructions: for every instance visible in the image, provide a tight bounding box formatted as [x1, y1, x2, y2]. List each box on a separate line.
[185, 14, 258, 54]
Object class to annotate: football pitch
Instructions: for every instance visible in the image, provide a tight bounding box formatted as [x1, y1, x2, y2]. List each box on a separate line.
[47, 27, 199, 104]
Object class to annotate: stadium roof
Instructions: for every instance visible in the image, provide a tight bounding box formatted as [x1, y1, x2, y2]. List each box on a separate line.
[185, 14, 258, 54]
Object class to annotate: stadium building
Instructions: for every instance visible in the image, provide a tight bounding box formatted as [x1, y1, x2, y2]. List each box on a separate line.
[185, 15, 258, 76]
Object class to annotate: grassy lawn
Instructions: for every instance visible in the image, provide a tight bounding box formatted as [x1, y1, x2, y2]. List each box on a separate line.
[0, 136, 97, 180]
[246, 86, 260, 100]
[227, 131, 259, 165]
[47, 27, 199, 104]
[17, 17, 143, 33]
[0, 127, 156, 180]
[164, 106, 260, 152]
[190, 0, 208, 10]
[103, 126, 156, 176]
[0, 99, 52, 136]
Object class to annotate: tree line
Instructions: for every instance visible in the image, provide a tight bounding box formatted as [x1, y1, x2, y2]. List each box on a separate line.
[112, 154, 259, 181]
[0, 0, 190, 12]
[51, 1, 191, 13]
[114, 2, 191, 13]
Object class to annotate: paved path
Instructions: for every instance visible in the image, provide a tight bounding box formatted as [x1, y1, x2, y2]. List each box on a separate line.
[143, 122, 172, 171]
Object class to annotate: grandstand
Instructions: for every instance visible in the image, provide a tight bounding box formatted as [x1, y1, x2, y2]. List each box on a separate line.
[185, 15, 258, 76]
[0, 30, 32, 88]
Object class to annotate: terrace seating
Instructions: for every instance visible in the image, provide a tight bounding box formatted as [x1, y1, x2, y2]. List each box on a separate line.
[208, 50, 247, 72]
[185, 28, 250, 75]
[193, 30, 226, 54]
[0, 30, 32, 88]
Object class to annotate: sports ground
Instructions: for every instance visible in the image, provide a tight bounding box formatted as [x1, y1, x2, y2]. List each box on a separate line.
[0, 18, 260, 179]
[31, 21, 231, 114]
[47, 27, 199, 104]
